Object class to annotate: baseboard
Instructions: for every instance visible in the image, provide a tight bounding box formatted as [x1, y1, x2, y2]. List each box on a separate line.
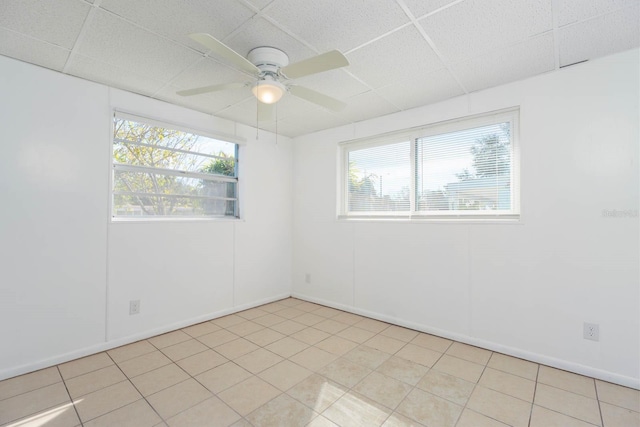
[292, 292, 640, 390]
[0, 292, 290, 381]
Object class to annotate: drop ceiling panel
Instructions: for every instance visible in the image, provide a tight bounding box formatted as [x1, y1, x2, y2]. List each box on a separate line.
[265, 0, 408, 52]
[419, 0, 553, 62]
[341, 91, 400, 123]
[346, 26, 443, 89]
[76, 9, 202, 82]
[99, 0, 255, 51]
[559, 5, 640, 67]
[376, 67, 464, 110]
[0, 0, 90, 49]
[0, 29, 70, 71]
[402, 0, 461, 19]
[275, 107, 350, 136]
[557, 0, 638, 26]
[453, 33, 555, 93]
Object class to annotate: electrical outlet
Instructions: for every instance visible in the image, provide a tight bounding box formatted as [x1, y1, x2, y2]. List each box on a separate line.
[583, 322, 599, 341]
[129, 300, 140, 315]
[305, 273, 311, 284]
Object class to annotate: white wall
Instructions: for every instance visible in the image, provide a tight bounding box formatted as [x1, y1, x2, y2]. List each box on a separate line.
[291, 49, 640, 388]
[0, 56, 292, 380]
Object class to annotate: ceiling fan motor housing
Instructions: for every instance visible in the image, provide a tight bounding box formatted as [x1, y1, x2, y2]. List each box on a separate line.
[248, 47, 289, 76]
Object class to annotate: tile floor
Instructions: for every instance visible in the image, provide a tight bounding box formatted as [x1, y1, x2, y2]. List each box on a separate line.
[1, 298, 639, 427]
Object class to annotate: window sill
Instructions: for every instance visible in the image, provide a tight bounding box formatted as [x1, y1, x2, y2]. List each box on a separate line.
[336, 215, 522, 224]
[110, 217, 243, 224]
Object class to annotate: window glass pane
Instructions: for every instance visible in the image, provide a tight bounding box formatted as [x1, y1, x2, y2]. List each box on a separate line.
[348, 141, 411, 212]
[416, 122, 511, 212]
[114, 194, 236, 217]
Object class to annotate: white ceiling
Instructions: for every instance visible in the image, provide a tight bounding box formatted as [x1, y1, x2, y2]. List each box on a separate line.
[1, 0, 638, 137]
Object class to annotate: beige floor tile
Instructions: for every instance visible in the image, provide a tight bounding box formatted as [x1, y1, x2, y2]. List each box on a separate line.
[478, 367, 535, 402]
[307, 415, 339, 426]
[395, 344, 442, 368]
[296, 301, 323, 312]
[211, 314, 247, 328]
[291, 328, 331, 345]
[287, 374, 347, 413]
[596, 380, 640, 412]
[195, 362, 252, 394]
[0, 367, 61, 400]
[343, 345, 391, 370]
[396, 388, 463, 427]
[58, 353, 113, 380]
[382, 412, 426, 426]
[530, 405, 598, 427]
[117, 351, 172, 378]
[253, 314, 287, 327]
[600, 401, 640, 427]
[148, 331, 191, 349]
[332, 312, 365, 326]
[534, 383, 601, 425]
[83, 399, 161, 427]
[380, 325, 419, 343]
[354, 318, 390, 333]
[246, 393, 317, 427]
[260, 359, 314, 391]
[455, 408, 510, 427]
[446, 342, 492, 365]
[432, 355, 484, 383]
[130, 363, 189, 396]
[364, 334, 406, 354]
[5, 401, 80, 427]
[322, 391, 392, 427]
[270, 320, 308, 335]
[276, 307, 306, 319]
[538, 366, 597, 399]
[65, 365, 127, 398]
[196, 329, 239, 348]
[235, 348, 284, 374]
[410, 333, 452, 353]
[236, 307, 269, 320]
[245, 328, 285, 346]
[266, 337, 310, 358]
[214, 338, 260, 360]
[229, 418, 253, 427]
[259, 302, 287, 313]
[353, 372, 413, 409]
[294, 313, 326, 326]
[166, 396, 241, 427]
[0, 382, 70, 425]
[312, 307, 343, 318]
[147, 378, 212, 419]
[336, 326, 377, 344]
[226, 320, 265, 337]
[315, 335, 358, 356]
[161, 339, 208, 362]
[218, 376, 281, 416]
[181, 321, 221, 338]
[313, 319, 350, 334]
[290, 347, 338, 371]
[278, 298, 305, 307]
[487, 353, 538, 381]
[318, 358, 372, 388]
[108, 341, 156, 364]
[467, 386, 531, 427]
[376, 356, 429, 386]
[176, 349, 227, 377]
[416, 370, 474, 406]
[74, 381, 141, 422]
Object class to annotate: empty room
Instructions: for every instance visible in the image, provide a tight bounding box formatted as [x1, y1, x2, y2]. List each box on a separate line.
[0, 0, 638, 426]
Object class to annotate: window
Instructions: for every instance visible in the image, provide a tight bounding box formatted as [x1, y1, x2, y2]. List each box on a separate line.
[341, 109, 519, 219]
[111, 113, 240, 219]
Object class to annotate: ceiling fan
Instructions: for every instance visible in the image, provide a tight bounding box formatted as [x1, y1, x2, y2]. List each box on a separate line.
[177, 33, 350, 116]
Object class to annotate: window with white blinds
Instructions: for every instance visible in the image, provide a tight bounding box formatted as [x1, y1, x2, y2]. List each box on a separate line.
[111, 112, 241, 219]
[341, 109, 519, 219]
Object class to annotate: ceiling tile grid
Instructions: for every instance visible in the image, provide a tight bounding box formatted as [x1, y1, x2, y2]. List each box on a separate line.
[0, 0, 638, 137]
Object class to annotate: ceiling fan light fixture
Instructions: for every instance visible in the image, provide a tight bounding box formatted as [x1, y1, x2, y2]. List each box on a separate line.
[252, 79, 286, 104]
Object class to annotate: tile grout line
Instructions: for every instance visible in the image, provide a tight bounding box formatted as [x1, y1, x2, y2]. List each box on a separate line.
[56, 365, 85, 427]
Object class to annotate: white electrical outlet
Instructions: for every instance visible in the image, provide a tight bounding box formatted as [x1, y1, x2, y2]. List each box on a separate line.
[583, 322, 599, 341]
[305, 273, 311, 284]
[130, 300, 140, 315]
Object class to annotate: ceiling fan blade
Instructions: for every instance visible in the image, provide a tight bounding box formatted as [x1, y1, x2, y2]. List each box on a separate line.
[257, 102, 275, 122]
[176, 82, 246, 97]
[189, 33, 259, 76]
[289, 85, 346, 112]
[280, 50, 349, 79]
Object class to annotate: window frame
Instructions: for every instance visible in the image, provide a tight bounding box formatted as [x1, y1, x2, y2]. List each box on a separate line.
[338, 108, 520, 221]
[109, 110, 244, 222]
